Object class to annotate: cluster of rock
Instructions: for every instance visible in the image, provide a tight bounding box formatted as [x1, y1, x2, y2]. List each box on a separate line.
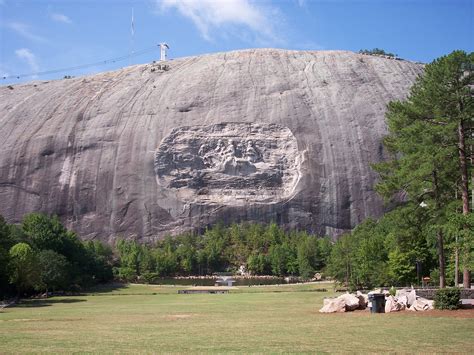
[319, 288, 434, 313]
[319, 291, 368, 313]
[386, 288, 434, 312]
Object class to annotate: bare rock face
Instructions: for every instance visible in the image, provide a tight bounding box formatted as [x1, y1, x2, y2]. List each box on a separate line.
[0, 49, 424, 242]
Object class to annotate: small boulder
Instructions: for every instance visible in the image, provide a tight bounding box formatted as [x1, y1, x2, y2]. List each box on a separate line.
[396, 288, 417, 306]
[408, 297, 434, 311]
[384, 295, 405, 313]
[397, 295, 408, 308]
[356, 291, 368, 309]
[338, 293, 361, 311]
[319, 297, 346, 313]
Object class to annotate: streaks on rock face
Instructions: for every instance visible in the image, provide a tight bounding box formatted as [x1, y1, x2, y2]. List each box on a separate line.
[155, 123, 302, 205]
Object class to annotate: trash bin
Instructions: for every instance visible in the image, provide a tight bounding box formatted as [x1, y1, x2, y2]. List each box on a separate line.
[368, 293, 385, 313]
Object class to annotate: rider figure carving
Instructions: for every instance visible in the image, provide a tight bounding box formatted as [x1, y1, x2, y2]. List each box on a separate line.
[245, 140, 259, 163]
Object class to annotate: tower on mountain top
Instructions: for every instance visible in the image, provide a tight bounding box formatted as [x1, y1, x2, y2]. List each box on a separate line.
[159, 43, 169, 61]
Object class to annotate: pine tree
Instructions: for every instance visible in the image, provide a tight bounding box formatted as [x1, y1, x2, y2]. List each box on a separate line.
[374, 50, 473, 287]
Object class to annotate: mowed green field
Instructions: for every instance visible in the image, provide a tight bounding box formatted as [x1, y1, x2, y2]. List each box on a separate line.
[1, 283, 473, 353]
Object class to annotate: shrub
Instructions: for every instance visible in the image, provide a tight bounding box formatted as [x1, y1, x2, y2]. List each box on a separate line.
[434, 288, 461, 310]
[140, 272, 159, 284]
[359, 48, 397, 58]
[389, 286, 396, 297]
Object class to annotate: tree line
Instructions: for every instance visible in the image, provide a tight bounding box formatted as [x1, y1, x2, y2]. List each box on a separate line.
[114, 222, 332, 282]
[0, 213, 334, 298]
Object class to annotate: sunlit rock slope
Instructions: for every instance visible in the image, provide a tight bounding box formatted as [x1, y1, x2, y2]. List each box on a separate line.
[0, 49, 423, 242]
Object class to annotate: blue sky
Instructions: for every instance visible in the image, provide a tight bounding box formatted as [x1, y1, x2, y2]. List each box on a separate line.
[1, 0, 473, 84]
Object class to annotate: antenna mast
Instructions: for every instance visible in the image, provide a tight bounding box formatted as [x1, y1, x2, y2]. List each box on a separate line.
[130, 7, 135, 66]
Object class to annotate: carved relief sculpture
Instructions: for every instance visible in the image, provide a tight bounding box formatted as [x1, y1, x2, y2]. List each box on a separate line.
[155, 123, 302, 205]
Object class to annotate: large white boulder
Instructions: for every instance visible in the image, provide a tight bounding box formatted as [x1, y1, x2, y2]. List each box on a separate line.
[396, 288, 417, 306]
[384, 295, 405, 313]
[397, 295, 408, 308]
[408, 297, 434, 311]
[356, 291, 368, 309]
[319, 297, 347, 313]
[338, 293, 361, 311]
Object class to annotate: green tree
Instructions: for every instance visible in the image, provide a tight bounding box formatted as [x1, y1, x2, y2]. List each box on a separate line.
[374, 50, 474, 287]
[246, 252, 268, 275]
[37, 250, 69, 294]
[269, 244, 287, 276]
[22, 213, 68, 253]
[327, 219, 390, 289]
[176, 242, 196, 275]
[9, 243, 40, 297]
[115, 240, 142, 281]
[387, 248, 416, 286]
[82, 241, 114, 284]
[327, 234, 353, 286]
[0, 216, 15, 296]
[297, 238, 315, 279]
[352, 220, 389, 288]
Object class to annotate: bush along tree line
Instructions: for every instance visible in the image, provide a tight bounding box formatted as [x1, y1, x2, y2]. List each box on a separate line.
[328, 50, 473, 290]
[0, 214, 113, 299]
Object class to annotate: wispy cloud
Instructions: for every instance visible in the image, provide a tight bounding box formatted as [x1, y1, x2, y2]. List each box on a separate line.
[50, 12, 72, 24]
[15, 48, 39, 74]
[6, 21, 47, 42]
[158, 0, 281, 44]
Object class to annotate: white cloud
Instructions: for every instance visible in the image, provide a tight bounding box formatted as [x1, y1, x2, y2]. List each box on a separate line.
[50, 13, 72, 24]
[15, 48, 39, 73]
[158, 0, 279, 43]
[6, 22, 47, 42]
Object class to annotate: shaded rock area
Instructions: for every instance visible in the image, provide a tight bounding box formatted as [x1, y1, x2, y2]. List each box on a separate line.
[0, 49, 424, 242]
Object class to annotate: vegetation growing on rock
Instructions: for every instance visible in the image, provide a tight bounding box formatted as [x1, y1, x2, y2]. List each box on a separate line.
[359, 48, 398, 58]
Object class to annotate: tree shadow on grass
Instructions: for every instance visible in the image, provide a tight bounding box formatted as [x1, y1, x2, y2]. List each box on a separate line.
[83, 282, 130, 295]
[14, 298, 87, 308]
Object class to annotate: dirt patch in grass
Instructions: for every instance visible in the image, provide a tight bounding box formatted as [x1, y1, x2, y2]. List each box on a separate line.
[1, 317, 84, 322]
[318, 308, 474, 319]
[165, 313, 196, 320]
[392, 309, 474, 319]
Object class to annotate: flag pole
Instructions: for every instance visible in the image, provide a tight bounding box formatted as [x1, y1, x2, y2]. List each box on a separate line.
[130, 7, 135, 66]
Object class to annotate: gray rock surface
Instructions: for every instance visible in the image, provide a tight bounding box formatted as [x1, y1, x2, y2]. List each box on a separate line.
[0, 49, 423, 242]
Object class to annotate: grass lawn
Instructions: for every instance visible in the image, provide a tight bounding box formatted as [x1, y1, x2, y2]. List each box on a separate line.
[0, 283, 473, 353]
